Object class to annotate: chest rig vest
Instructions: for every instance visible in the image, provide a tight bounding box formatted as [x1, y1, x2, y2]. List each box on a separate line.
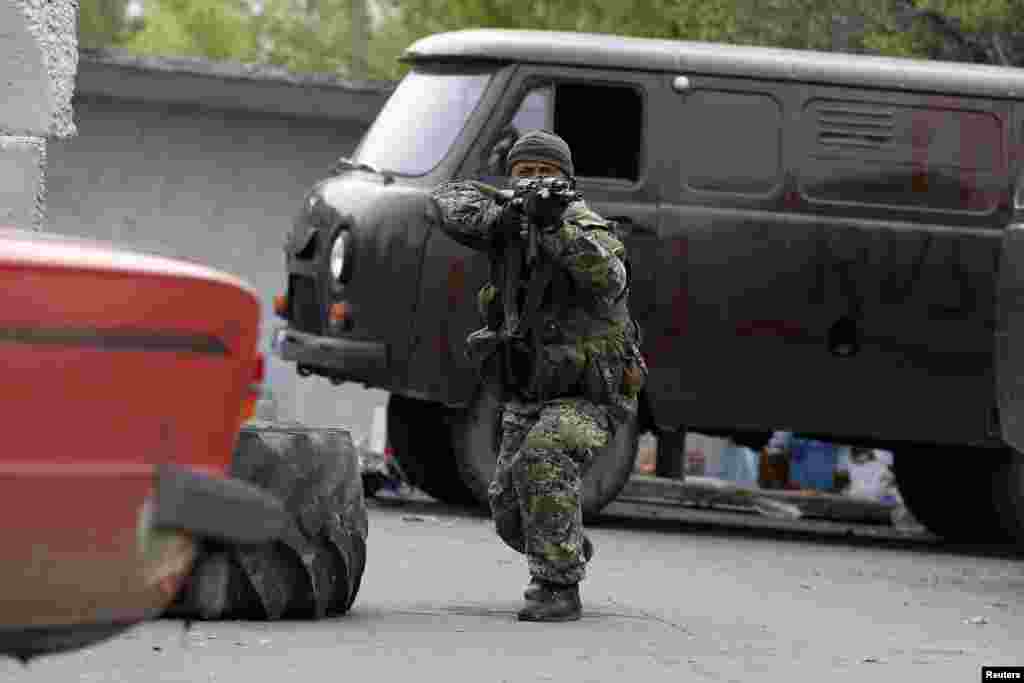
[474, 223, 644, 405]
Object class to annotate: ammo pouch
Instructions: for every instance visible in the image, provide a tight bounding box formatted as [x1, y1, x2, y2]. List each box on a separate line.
[466, 326, 588, 403]
[621, 336, 648, 399]
[582, 352, 619, 405]
[581, 331, 648, 406]
[470, 327, 648, 406]
[523, 341, 588, 402]
[465, 327, 507, 393]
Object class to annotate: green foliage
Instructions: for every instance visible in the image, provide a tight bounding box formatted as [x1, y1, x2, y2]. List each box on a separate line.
[76, 0, 1024, 79]
[252, 0, 355, 74]
[869, 0, 1024, 59]
[78, 0, 136, 48]
[919, 0, 1024, 33]
[366, 0, 740, 78]
[369, 0, 914, 78]
[121, 0, 259, 61]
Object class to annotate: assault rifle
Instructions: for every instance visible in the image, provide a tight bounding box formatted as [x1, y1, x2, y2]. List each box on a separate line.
[493, 176, 582, 337]
[495, 176, 582, 265]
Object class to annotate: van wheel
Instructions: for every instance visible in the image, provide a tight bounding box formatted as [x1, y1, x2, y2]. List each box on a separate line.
[990, 451, 1024, 545]
[452, 380, 639, 517]
[386, 393, 480, 507]
[893, 447, 1011, 542]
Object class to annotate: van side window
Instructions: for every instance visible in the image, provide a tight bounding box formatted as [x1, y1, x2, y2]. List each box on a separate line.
[680, 90, 783, 195]
[480, 87, 552, 177]
[512, 87, 552, 134]
[800, 99, 1004, 213]
[553, 83, 643, 182]
[480, 82, 643, 182]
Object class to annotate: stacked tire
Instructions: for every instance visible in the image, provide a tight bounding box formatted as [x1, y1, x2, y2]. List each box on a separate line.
[169, 421, 367, 620]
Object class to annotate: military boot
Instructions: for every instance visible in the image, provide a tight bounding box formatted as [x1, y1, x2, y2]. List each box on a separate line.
[517, 581, 582, 622]
[523, 535, 593, 602]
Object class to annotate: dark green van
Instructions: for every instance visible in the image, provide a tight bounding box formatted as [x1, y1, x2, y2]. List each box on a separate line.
[276, 28, 1024, 543]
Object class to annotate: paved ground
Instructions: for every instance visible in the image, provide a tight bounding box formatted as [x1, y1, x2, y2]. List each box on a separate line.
[4, 498, 1024, 683]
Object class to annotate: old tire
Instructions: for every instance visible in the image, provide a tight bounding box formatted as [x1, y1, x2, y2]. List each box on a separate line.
[894, 447, 1014, 543]
[386, 393, 480, 507]
[452, 380, 640, 518]
[167, 421, 368, 620]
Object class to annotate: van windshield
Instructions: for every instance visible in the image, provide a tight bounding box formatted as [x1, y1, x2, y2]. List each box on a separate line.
[352, 67, 493, 176]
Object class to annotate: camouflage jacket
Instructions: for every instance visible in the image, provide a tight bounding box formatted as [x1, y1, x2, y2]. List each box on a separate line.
[431, 180, 646, 411]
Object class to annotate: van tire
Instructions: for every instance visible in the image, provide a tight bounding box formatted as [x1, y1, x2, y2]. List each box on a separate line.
[990, 451, 1024, 545]
[452, 380, 639, 517]
[386, 393, 481, 507]
[893, 448, 1010, 542]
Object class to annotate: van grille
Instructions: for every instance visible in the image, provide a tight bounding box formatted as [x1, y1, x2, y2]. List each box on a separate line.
[289, 275, 323, 335]
[817, 105, 895, 149]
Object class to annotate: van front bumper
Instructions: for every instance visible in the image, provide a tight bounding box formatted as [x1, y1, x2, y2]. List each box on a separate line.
[274, 327, 388, 383]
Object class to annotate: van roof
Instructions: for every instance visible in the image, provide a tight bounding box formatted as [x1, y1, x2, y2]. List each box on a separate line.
[404, 29, 1024, 100]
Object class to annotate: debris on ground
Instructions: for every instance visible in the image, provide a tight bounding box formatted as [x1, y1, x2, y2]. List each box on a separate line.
[358, 438, 411, 500]
[402, 514, 441, 524]
[751, 497, 804, 520]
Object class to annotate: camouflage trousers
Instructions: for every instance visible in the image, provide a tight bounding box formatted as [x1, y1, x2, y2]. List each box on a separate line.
[488, 396, 613, 585]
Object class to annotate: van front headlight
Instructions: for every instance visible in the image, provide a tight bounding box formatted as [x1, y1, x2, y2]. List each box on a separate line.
[330, 231, 348, 282]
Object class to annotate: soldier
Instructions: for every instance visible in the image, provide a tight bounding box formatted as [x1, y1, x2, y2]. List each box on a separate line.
[431, 130, 646, 622]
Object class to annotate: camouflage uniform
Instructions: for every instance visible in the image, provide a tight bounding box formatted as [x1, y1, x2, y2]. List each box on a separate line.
[431, 180, 644, 585]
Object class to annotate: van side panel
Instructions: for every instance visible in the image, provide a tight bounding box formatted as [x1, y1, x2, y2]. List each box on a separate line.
[404, 225, 489, 406]
[995, 101, 1024, 451]
[650, 76, 1009, 447]
[997, 226, 1024, 451]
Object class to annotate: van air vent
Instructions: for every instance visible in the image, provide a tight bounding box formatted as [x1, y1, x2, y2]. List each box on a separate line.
[817, 105, 894, 149]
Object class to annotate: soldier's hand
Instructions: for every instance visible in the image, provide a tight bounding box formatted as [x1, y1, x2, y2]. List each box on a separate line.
[522, 188, 568, 229]
[496, 202, 526, 243]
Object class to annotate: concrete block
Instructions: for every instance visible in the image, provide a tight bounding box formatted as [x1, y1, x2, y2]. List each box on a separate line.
[0, 136, 46, 229]
[2, 0, 77, 138]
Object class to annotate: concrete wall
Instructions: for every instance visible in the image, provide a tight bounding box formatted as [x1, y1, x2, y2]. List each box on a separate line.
[45, 95, 390, 440]
[1, 0, 78, 229]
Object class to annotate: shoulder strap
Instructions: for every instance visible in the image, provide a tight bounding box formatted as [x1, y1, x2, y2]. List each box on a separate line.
[519, 256, 558, 340]
[616, 257, 632, 304]
[502, 241, 524, 335]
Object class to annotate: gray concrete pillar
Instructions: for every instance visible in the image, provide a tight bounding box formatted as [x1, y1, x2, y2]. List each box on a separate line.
[1, 0, 78, 230]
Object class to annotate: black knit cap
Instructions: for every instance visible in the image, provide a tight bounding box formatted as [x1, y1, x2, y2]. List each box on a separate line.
[506, 129, 574, 177]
